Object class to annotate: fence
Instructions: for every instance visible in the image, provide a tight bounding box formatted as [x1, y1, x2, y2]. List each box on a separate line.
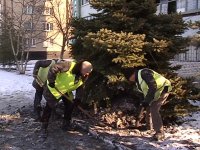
[174, 46, 200, 62]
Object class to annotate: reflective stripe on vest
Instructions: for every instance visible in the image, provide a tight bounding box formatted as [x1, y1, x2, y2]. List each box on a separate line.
[47, 62, 83, 100]
[137, 69, 172, 101]
[36, 60, 55, 86]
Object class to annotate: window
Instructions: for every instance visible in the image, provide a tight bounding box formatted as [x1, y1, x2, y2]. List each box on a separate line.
[158, 0, 200, 15]
[168, 1, 177, 14]
[176, 0, 200, 13]
[82, 0, 89, 5]
[31, 38, 36, 47]
[43, 7, 53, 15]
[198, 0, 200, 9]
[42, 23, 53, 31]
[43, 39, 53, 48]
[156, 0, 160, 3]
[0, 4, 2, 16]
[187, 0, 197, 11]
[74, 0, 77, 5]
[158, 0, 168, 14]
[177, 0, 186, 12]
[25, 38, 36, 48]
[24, 5, 33, 15]
[24, 22, 34, 30]
[160, 3, 168, 14]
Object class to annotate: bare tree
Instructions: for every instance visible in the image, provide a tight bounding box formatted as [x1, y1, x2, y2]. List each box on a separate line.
[49, 0, 73, 59]
[1, 0, 57, 74]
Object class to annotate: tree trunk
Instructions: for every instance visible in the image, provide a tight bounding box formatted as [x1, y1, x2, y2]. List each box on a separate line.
[60, 46, 65, 60]
[60, 37, 67, 59]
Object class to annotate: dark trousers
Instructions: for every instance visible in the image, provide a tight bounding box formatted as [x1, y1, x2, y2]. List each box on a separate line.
[41, 87, 75, 125]
[145, 87, 170, 133]
[62, 97, 75, 121]
[34, 87, 43, 109]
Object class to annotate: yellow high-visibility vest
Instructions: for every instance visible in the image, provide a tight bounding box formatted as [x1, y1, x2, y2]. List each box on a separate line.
[47, 62, 83, 100]
[36, 60, 55, 86]
[137, 69, 172, 101]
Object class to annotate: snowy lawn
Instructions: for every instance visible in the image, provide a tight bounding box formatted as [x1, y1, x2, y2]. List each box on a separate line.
[0, 70, 34, 114]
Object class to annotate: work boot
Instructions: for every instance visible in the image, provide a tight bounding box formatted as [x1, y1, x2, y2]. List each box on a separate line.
[152, 131, 165, 141]
[61, 120, 71, 131]
[41, 122, 48, 139]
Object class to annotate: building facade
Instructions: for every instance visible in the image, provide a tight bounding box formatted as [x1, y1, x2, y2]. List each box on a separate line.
[157, 0, 200, 61]
[0, 0, 71, 60]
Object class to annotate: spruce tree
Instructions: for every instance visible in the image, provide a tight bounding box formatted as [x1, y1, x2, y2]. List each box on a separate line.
[71, 0, 194, 116]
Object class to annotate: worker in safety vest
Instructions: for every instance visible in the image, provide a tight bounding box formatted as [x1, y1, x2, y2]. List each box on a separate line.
[41, 60, 93, 131]
[32, 60, 56, 120]
[125, 68, 172, 141]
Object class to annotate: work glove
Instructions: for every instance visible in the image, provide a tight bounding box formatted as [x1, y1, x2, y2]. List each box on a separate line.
[49, 82, 55, 88]
[140, 101, 150, 108]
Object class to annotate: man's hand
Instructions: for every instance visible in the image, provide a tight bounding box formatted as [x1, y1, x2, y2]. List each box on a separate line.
[140, 101, 150, 108]
[49, 82, 55, 88]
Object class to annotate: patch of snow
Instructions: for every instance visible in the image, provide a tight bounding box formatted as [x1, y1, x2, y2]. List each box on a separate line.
[0, 70, 34, 113]
[0, 70, 33, 95]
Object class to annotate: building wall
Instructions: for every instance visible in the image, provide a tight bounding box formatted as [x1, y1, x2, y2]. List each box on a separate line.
[80, 3, 97, 18]
[157, 0, 200, 61]
[157, 0, 200, 15]
[72, 0, 97, 18]
[0, 0, 71, 60]
[72, 0, 200, 62]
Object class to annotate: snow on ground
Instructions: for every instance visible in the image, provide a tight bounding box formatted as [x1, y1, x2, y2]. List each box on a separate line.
[151, 104, 200, 150]
[0, 69, 200, 150]
[88, 104, 200, 150]
[0, 70, 33, 94]
[150, 100, 200, 150]
[0, 70, 34, 114]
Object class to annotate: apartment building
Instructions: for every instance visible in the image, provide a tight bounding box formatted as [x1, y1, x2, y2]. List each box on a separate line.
[72, 0, 97, 18]
[0, 0, 71, 60]
[72, 0, 200, 61]
[157, 0, 200, 61]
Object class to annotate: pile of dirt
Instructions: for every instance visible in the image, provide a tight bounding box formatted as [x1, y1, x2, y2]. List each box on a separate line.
[98, 98, 139, 129]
